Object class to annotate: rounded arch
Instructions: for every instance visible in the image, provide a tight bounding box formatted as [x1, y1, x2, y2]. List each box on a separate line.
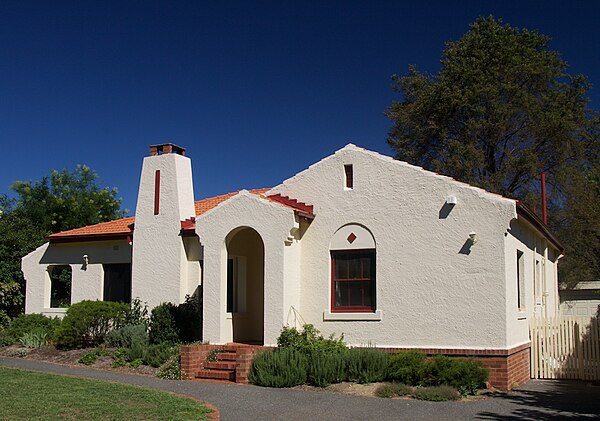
[330, 223, 376, 251]
[225, 226, 265, 344]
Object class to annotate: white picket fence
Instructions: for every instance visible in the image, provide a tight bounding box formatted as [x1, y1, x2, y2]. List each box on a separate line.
[530, 315, 600, 380]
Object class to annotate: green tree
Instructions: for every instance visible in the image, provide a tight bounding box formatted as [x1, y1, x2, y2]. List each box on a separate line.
[386, 16, 600, 286]
[0, 166, 125, 322]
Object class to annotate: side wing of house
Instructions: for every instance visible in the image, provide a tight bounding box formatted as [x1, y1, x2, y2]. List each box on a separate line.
[504, 212, 563, 347]
[23, 239, 133, 317]
[269, 144, 519, 350]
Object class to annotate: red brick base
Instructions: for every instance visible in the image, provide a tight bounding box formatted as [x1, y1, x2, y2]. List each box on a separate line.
[378, 343, 531, 390]
[181, 343, 530, 390]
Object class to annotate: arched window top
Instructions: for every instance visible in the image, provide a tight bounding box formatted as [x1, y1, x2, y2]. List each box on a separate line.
[330, 224, 375, 251]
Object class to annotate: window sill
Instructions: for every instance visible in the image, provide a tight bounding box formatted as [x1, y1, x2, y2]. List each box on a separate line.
[517, 311, 527, 320]
[43, 308, 67, 314]
[323, 310, 382, 321]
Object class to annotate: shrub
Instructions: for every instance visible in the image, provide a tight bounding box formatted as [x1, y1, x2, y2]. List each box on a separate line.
[375, 383, 412, 398]
[387, 350, 428, 385]
[249, 348, 308, 388]
[346, 348, 389, 384]
[111, 348, 128, 367]
[149, 303, 179, 345]
[79, 351, 98, 365]
[423, 355, 488, 395]
[127, 342, 178, 368]
[55, 301, 128, 349]
[307, 350, 347, 387]
[174, 295, 202, 343]
[19, 330, 48, 348]
[0, 314, 61, 346]
[106, 324, 149, 349]
[277, 324, 346, 355]
[129, 358, 143, 368]
[412, 385, 461, 401]
[157, 352, 181, 380]
[125, 298, 150, 329]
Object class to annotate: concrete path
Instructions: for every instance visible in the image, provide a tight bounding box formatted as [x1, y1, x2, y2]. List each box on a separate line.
[1, 357, 599, 420]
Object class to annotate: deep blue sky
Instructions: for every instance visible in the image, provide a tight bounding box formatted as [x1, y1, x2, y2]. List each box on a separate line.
[2, 1, 599, 214]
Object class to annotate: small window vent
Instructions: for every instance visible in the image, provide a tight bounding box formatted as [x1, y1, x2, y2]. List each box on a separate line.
[344, 164, 353, 189]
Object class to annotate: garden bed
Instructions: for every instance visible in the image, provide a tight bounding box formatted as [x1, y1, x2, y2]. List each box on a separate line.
[0, 344, 159, 376]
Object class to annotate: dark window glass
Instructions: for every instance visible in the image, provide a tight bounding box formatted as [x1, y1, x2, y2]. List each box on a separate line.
[331, 250, 375, 312]
[103, 264, 132, 303]
[50, 265, 72, 308]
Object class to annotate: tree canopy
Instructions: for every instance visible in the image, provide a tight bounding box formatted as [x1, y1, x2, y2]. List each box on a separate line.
[0, 166, 125, 323]
[386, 16, 600, 286]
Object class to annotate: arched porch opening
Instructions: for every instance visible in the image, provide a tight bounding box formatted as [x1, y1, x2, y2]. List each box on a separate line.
[226, 227, 264, 344]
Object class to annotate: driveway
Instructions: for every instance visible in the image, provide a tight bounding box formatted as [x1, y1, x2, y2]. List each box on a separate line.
[1, 357, 598, 420]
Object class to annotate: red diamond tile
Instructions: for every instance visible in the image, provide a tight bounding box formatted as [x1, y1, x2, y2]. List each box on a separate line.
[347, 233, 357, 243]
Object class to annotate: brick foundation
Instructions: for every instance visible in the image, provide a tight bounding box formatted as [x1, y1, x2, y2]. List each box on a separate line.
[378, 343, 531, 390]
[181, 343, 530, 390]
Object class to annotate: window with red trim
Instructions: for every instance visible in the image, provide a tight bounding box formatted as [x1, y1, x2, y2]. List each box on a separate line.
[331, 249, 375, 312]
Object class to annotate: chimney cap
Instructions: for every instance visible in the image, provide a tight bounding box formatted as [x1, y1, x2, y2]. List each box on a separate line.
[149, 143, 186, 156]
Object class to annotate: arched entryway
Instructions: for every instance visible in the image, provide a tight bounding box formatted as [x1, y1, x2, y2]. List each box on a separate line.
[226, 227, 264, 344]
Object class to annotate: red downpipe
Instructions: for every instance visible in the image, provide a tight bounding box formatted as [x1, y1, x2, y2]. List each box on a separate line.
[541, 172, 547, 225]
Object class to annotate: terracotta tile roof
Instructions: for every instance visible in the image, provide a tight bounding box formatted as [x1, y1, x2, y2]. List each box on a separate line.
[48, 189, 313, 242]
[48, 217, 135, 241]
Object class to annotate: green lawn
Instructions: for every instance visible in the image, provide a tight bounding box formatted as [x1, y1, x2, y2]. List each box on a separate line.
[0, 367, 213, 420]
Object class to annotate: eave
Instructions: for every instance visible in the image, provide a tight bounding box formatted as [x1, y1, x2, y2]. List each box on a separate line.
[516, 201, 565, 255]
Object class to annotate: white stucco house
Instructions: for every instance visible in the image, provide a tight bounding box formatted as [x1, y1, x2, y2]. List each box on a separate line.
[22, 143, 564, 388]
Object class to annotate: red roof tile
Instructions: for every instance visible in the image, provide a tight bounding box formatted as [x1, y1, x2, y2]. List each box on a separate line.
[48, 189, 313, 242]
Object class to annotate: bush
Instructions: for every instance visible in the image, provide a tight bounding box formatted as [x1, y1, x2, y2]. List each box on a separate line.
[0, 314, 61, 346]
[149, 303, 179, 345]
[307, 350, 347, 387]
[412, 385, 461, 401]
[125, 341, 177, 368]
[174, 295, 202, 343]
[346, 348, 389, 384]
[249, 348, 308, 388]
[375, 383, 412, 398]
[79, 351, 98, 365]
[423, 355, 488, 395]
[106, 324, 149, 349]
[277, 324, 346, 355]
[125, 298, 150, 329]
[55, 301, 128, 349]
[111, 348, 128, 367]
[19, 330, 48, 348]
[387, 350, 428, 385]
[129, 358, 143, 368]
[157, 352, 181, 380]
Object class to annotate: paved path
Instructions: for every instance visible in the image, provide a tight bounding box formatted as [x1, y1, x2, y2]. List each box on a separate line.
[1, 357, 599, 420]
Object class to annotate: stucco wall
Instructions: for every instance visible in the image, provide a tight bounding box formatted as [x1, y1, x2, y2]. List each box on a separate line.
[131, 152, 196, 309]
[23, 240, 131, 316]
[269, 144, 518, 349]
[503, 219, 561, 347]
[196, 191, 300, 346]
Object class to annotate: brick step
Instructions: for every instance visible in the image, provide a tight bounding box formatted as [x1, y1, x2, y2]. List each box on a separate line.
[216, 352, 237, 361]
[204, 361, 237, 370]
[196, 369, 235, 381]
[222, 343, 257, 352]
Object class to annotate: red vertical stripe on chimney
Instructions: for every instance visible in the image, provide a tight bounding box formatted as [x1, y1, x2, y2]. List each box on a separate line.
[154, 170, 161, 215]
[541, 172, 547, 225]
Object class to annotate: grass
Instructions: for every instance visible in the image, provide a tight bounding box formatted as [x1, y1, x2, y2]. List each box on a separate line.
[0, 367, 213, 420]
